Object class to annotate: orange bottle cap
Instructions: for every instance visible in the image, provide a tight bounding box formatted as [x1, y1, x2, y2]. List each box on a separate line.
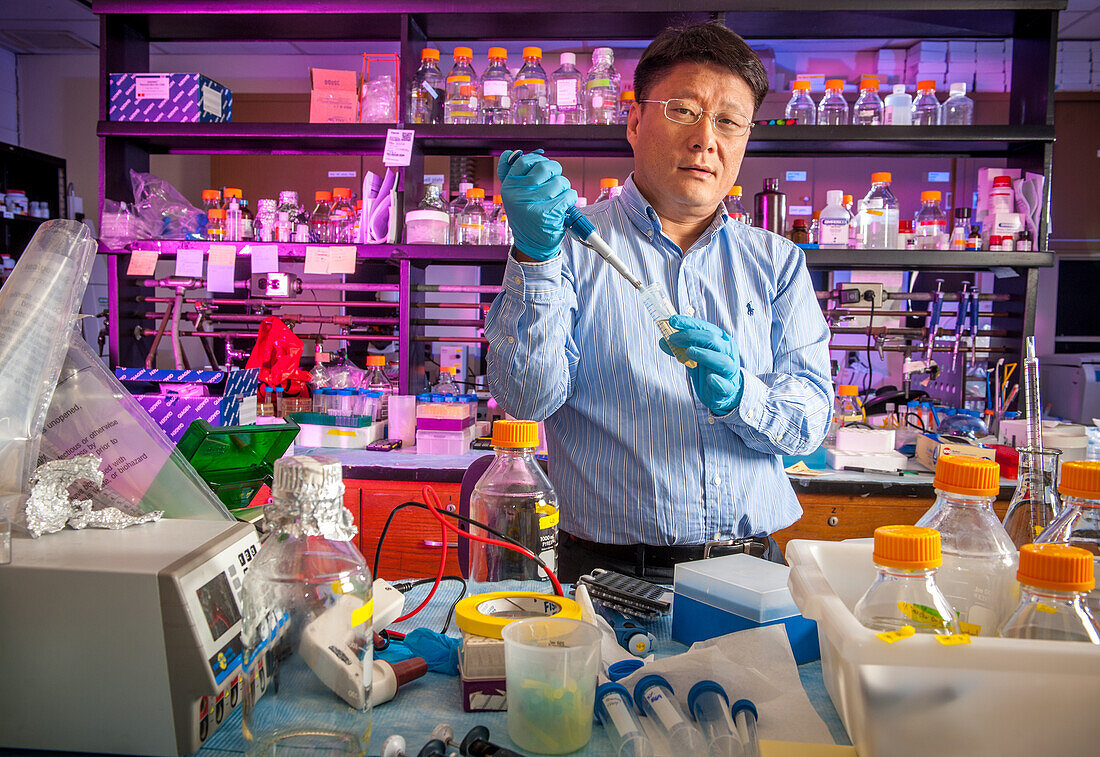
[921, 190, 942, 202]
[488, 47, 508, 60]
[315, 190, 333, 202]
[466, 187, 485, 199]
[223, 187, 242, 198]
[860, 77, 880, 90]
[493, 194, 503, 204]
[933, 454, 1000, 497]
[208, 208, 226, 219]
[523, 47, 542, 59]
[333, 187, 351, 198]
[872, 525, 942, 570]
[843, 194, 853, 204]
[421, 48, 440, 61]
[1059, 460, 1100, 500]
[1018, 543, 1096, 592]
[793, 80, 811, 91]
[837, 384, 859, 396]
[622, 90, 636, 101]
[600, 178, 619, 189]
[492, 419, 539, 449]
[366, 355, 385, 367]
[453, 47, 473, 59]
[202, 189, 221, 200]
[871, 171, 892, 183]
[728, 185, 742, 196]
[917, 80, 936, 90]
[826, 79, 845, 90]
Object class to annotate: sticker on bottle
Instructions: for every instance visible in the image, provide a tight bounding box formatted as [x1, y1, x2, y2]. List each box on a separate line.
[897, 601, 949, 629]
[643, 687, 685, 730]
[446, 75, 471, 84]
[1036, 603, 1058, 614]
[586, 78, 611, 89]
[351, 598, 373, 629]
[875, 625, 916, 643]
[936, 633, 972, 646]
[556, 79, 578, 107]
[483, 80, 508, 97]
[602, 695, 642, 737]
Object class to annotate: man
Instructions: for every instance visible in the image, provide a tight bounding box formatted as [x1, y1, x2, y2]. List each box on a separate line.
[484, 22, 833, 582]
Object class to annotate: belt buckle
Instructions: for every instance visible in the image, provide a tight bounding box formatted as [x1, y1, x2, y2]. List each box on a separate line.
[703, 537, 766, 559]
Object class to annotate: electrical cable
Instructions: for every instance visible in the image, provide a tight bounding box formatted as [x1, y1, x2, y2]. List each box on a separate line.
[864, 294, 876, 395]
[392, 501, 448, 624]
[392, 575, 468, 633]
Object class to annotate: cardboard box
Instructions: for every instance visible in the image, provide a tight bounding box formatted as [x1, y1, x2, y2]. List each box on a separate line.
[109, 73, 232, 122]
[309, 68, 360, 123]
[115, 367, 259, 442]
[914, 432, 996, 471]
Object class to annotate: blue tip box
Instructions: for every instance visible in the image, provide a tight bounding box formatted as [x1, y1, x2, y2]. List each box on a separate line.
[672, 553, 820, 664]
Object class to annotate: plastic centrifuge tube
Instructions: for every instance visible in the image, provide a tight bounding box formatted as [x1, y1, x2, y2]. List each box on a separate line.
[638, 284, 698, 369]
[731, 700, 760, 757]
[632, 675, 706, 755]
[595, 682, 655, 757]
[688, 681, 742, 757]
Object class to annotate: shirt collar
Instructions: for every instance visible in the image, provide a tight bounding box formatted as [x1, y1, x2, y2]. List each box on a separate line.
[619, 173, 729, 250]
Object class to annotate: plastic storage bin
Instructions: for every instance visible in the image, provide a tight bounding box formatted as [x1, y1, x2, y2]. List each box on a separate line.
[787, 539, 1100, 757]
[415, 426, 475, 455]
[672, 553, 819, 663]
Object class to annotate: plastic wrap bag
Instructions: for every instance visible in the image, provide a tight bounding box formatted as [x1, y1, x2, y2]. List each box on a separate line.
[0, 220, 97, 529]
[99, 200, 157, 248]
[129, 168, 206, 239]
[38, 329, 232, 521]
[246, 316, 312, 395]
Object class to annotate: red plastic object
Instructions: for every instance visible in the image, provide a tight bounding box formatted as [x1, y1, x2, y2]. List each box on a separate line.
[992, 444, 1020, 480]
[245, 316, 311, 395]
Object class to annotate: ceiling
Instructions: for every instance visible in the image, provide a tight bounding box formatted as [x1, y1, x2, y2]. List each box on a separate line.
[0, 0, 1097, 55]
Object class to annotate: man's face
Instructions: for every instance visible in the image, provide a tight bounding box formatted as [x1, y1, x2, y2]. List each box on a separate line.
[627, 62, 755, 222]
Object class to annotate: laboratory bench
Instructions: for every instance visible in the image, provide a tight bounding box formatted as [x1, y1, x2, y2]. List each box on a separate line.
[292, 447, 1014, 576]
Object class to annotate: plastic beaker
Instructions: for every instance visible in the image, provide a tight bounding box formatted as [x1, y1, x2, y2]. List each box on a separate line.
[502, 617, 600, 754]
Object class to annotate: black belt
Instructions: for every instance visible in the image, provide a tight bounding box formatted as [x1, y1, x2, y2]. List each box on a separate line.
[562, 531, 770, 570]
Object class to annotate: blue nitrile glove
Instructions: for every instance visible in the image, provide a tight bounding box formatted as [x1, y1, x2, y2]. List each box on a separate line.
[497, 149, 578, 261]
[661, 315, 745, 415]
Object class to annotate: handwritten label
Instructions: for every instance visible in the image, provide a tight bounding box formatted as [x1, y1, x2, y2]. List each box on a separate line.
[249, 244, 279, 274]
[935, 633, 972, 646]
[207, 244, 236, 268]
[127, 249, 159, 276]
[175, 247, 204, 278]
[876, 625, 916, 643]
[383, 128, 415, 167]
[328, 245, 357, 275]
[304, 245, 330, 274]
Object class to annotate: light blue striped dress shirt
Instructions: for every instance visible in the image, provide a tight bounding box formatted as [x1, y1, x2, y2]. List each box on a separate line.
[485, 175, 833, 546]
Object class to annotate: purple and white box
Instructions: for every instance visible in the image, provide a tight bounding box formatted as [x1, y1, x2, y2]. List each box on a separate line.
[115, 367, 259, 441]
[109, 73, 233, 122]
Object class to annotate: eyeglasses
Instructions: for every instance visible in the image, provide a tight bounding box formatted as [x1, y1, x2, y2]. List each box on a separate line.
[637, 98, 753, 138]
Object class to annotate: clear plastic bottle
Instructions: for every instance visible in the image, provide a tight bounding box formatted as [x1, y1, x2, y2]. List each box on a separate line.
[409, 48, 445, 124]
[618, 89, 635, 124]
[1004, 448, 1062, 549]
[852, 78, 884, 125]
[255, 199, 276, 242]
[817, 79, 849, 126]
[206, 208, 226, 241]
[226, 195, 243, 242]
[754, 178, 786, 233]
[445, 46, 478, 111]
[858, 171, 900, 249]
[202, 188, 222, 216]
[843, 193, 859, 247]
[310, 191, 333, 243]
[940, 82, 974, 125]
[549, 52, 585, 125]
[480, 47, 513, 125]
[241, 455, 373, 756]
[240, 198, 254, 241]
[818, 189, 850, 249]
[487, 194, 511, 246]
[585, 47, 620, 125]
[469, 420, 559, 582]
[432, 365, 460, 395]
[915, 455, 1018, 636]
[448, 181, 473, 243]
[365, 355, 392, 423]
[853, 525, 961, 635]
[329, 187, 356, 244]
[1037, 460, 1100, 615]
[222, 187, 242, 211]
[949, 207, 971, 250]
[784, 80, 816, 125]
[444, 84, 479, 125]
[513, 47, 549, 125]
[912, 80, 941, 126]
[457, 187, 486, 245]
[914, 190, 948, 250]
[723, 185, 751, 225]
[276, 211, 292, 243]
[595, 178, 619, 204]
[884, 84, 913, 125]
[826, 384, 864, 444]
[997, 543, 1100, 642]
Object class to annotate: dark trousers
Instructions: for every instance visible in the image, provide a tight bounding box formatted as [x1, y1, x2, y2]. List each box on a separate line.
[556, 531, 786, 584]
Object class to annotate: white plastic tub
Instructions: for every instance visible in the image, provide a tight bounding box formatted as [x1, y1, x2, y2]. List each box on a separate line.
[787, 539, 1100, 757]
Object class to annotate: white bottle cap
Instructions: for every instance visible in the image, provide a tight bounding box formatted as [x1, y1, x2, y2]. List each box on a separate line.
[560, 52, 576, 66]
[893, 84, 906, 94]
[459, 181, 473, 194]
[575, 197, 588, 208]
[826, 190, 843, 206]
[950, 82, 967, 95]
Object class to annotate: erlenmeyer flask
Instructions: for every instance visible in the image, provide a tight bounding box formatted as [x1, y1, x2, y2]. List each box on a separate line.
[1003, 447, 1062, 549]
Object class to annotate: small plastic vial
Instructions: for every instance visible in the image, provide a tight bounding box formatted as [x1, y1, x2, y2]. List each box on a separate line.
[1037, 460, 1100, 615]
[998, 543, 1100, 642]
[632, 675, 706, 755]
[854, 525, 961, 635]
[916, 455, 1018, 635]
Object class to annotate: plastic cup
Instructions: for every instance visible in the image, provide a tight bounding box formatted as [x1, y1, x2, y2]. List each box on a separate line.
[502, 618, 600, 754]
[388, 394, 417, 446]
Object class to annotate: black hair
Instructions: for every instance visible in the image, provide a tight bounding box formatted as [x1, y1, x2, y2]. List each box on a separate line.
[633, 21, 769, 111]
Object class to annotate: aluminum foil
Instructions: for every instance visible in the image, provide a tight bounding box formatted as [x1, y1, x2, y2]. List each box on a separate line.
[25, 455, 103, 537]
[266, 456, 356, 542]
[68, 502, 162, 530]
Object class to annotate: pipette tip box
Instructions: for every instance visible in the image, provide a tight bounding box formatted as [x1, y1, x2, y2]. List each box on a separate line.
[671, 553, 819, 664]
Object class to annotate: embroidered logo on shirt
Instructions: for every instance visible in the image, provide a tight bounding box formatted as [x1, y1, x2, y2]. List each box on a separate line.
[746, 302, 755, 316]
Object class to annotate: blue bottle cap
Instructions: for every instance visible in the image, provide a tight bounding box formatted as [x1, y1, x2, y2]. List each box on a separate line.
[730, 698, 757, 720]
[417, 393, 433, 402]
[273, 386, 284, 394]
[430, 393, 444, 402]
[338, 388, 355, 396]
[607, 659, 644, 681]
[687, 680, 729, 715]
[633, 674, 673, 710]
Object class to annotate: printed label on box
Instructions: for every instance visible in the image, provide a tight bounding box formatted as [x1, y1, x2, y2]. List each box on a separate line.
[383, 128, 415, 167]
[134, 74, 170, 100]
[202, 85, 223, 119]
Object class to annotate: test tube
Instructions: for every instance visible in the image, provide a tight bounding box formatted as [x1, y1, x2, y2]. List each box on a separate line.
[595, 682, 655, 757]
[312, 388, 323, 414]
[731, 700, 760, 757]
[638, 284, 698, 369]
[273, 386, 284, 418]
[632, 675, 706, 755]
[688, 681, 742, 757]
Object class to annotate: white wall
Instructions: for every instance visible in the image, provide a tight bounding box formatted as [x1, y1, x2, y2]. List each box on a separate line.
[0, 49, 16, 146]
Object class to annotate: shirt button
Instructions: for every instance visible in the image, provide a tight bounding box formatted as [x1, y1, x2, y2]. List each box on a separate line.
[513, 276, 522, 284]
[713, 475, 722, 485]
[707, 416, 716, 425]
[684, 306, 696, 317]
[508, 336, 515, 344]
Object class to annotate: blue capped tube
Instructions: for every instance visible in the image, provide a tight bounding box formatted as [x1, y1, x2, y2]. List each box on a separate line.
[688, 681, 742, 757]
[595, 682, 655, 757]
[731, 699, 760, 757]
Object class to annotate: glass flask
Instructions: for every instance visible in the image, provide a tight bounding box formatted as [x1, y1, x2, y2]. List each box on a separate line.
[469, 420, 558, 582]
[1003, 447, 1062, 549]
[853, 525, 961, 635]
[480, 47, 513, 125]
[997, 543, 1100, 643]
[915, 455, 1018, 635]
[241, 455, 373, 756]
[1037, 460, 1100, 615]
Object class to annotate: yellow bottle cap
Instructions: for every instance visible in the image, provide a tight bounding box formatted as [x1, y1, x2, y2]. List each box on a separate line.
[315, 190, 333, 202]
[871, 171, 892, 183]
[728, 185, 742, 197]
[1017, 543, 1096, 592]
[488, 47, 508, 60]
[837, 384, 859, 396]
[333, 187, 351, 198]
[224, 187, 242, 198]
[453, 47, 473, 60]
[466, 187, 485, 199]
[492, 419, 539, 449]
[523, 47, 542, 59]
[421, 48, 440, 61]
[873, 525, 942, 570]
[600, 178, 619, 189]
[934, 454, 1000, 497]
[921, 190, 942, 202]
[1060, 461, 1100, 500]
[793, 80, 811, 91]
[365, 355, 385, 367]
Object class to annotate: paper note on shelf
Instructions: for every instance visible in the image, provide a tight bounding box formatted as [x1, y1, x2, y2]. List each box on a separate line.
[383, 128, 415, 166]
[175, 247, 204, 278]
[206, 263, 236, 293]
[304, 245, 330, 274]
[328, 245, 357, 274]
[207, 244, 236, 268]
[127, 249, 159, 276]
[250, 244, 279, 274]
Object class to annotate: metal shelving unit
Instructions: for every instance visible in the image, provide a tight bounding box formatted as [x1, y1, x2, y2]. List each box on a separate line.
[94, 0, 1063, 393]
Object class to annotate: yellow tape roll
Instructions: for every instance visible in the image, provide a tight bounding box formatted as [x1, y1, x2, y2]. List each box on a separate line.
[454, 591, 582, 639]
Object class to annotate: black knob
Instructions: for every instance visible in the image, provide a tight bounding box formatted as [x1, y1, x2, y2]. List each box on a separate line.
[417, 738, 447, 757]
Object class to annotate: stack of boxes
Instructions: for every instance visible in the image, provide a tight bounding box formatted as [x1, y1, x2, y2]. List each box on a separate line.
[415, 394, 478, 454]
[946, 40, 978, 91]
[905, 41, 949, 90]
[875, 48, 908, 86]
[1056, 41, 1096, 91]
[975, 40, 1011, 93]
